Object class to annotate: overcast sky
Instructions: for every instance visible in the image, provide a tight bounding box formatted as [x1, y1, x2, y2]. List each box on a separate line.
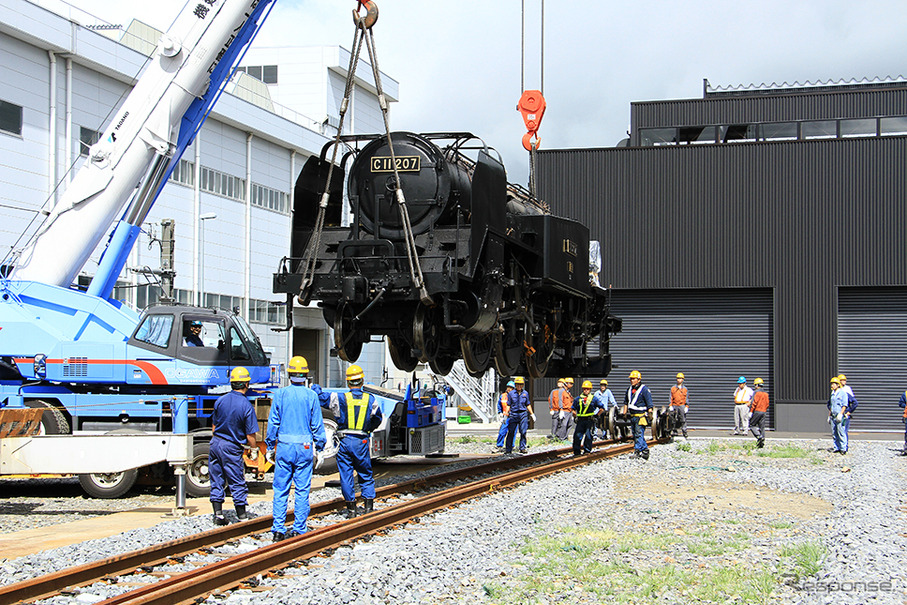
[72, 0, 907, 184]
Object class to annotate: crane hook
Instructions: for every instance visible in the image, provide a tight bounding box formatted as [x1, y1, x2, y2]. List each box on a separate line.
[353, 0, 379, 29]
[517, 89, 546, 151]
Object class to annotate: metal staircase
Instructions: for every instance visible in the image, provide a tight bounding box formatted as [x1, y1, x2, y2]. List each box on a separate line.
[436, 361, 498, 423]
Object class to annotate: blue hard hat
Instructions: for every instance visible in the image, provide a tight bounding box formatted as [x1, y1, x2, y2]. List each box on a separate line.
[737, 376, 746, 383]
[507, 380, 516, 388]
[190, 320, 202, 327]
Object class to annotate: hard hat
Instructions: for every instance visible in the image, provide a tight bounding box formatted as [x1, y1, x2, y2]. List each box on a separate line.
[753, 377, 764, 386]
[230, 367, 251, 383]
[676, 373, 685, 379]
[600, 379, 608, 385]
[564, 377, 574, 385]
[830, 376, 840, 384]
[190, 320, 202, 327]
[837, 374, 847, 381]
[288, 356, 309, 375]
[582, 380, 593, 389]
[628, 370, 641, 379]
[346, 364, 364, 382]
[557, 378, 565, 385]
[506, 380, 515, 388]
[514, 376, 525, 385]
[737, 376, 746, 383]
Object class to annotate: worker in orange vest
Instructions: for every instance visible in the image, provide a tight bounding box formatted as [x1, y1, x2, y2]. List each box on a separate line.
[749, 378, 769, 448]
[548, 377, 574, 441]
[669, 373, 689, 439]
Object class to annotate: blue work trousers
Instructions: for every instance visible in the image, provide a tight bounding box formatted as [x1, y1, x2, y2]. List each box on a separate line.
[209, 437, 247, 505]
[630, 414, 648, 452]
[832, 417, 850, 453]
[271, 441, 315, 535]
[505, 411, 529, 453]
[573, 416, 595, 454]
[337, 434, 375, 501]
[496, 416, 509, 447]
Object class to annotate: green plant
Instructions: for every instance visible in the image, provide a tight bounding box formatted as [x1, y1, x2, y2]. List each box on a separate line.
[779, 539, 826, 579]
[675, 441, 692, 452]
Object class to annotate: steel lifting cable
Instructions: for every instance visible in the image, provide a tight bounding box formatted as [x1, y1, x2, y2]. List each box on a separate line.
[519, 0, 546, 198]
[298, 4, 369, 302]
[359, 14, 433, 306]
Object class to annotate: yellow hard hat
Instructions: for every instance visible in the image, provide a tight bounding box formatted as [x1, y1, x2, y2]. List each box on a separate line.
[754, 377, 764, 386]
[830, 376, 840, 384]
[288, 356, 309, 375]
[676, 372, 685, 379]
[628, 370, 641, 379]
[600, 379, 608, 385]
[346, 364, 364, 382]
[514, 376, 525, 385]
[837, 374, 847, 381]
[582, 380, 593, 389]
[230, 367, 251, 383]
[564, 377, 574, 385]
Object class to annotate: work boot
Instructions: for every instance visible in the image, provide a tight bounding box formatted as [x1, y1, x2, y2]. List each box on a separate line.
[212, 502, 227, 526]
[272, 531, 286, 542]
[757, 438, 765, 449]
[640, 449, 650, 460]
[235, 505, 252, 521]
[364, 498, 374, 514]
[344, 500, 358, 519]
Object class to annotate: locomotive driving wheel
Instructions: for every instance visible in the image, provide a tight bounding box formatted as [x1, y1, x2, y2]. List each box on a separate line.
[429, 353, 456, 375]
[334, 304, 363, 362]
[388, 337, 419, 372]
[460, 333, 494, 376]
[413, 304, 441, 363]
[494, 319, 526, 376]
[526, 320, 556, 378]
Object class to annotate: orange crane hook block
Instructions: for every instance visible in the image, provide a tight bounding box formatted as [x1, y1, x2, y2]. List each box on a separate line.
[353, 0, 378, 29]
[518, 89, 546, 151]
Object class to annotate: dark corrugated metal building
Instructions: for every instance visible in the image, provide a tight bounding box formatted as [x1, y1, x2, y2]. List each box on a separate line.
[536, 79, 907, 432]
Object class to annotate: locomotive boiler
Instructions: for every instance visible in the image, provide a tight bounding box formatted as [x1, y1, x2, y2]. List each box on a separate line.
[273, 132, 621, 378]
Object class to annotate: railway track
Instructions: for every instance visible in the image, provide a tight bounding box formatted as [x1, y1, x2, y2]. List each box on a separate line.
[1, 437, 660, 605]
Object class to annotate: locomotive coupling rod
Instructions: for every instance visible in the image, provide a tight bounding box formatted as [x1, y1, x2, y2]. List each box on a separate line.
[353, 0, 378, 29]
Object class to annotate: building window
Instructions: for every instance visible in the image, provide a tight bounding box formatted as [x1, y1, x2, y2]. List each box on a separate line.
[880, 117, 907, 136]
[720, 124, 756, 143]
[757, 122, 798, 141]
[840, 118, 877, 138]
[1, 100, 23, 136]
[237, 65, 278, 84]
[678, 126, 716, 145]
[170, 158, 195, 186]
[802, 120, 837, 139]
[639, 128, 677, 146]
[79, 127, 101, 156]
[251, 182, 289, 214]
[199, 166, 245, 202]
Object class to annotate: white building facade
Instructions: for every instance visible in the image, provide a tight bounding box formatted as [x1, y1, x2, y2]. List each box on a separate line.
[0, 0, 398, 385]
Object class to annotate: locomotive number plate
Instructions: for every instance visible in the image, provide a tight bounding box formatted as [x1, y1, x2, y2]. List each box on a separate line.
[562, 239, 578, 257]
[370, 155, 421, 173]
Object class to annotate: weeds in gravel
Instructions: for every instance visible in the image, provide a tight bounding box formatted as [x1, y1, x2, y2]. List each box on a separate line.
[757, 443, 815, 459]
[779, 539, 826, 580]
[770, 520, 793, 529]
[675, 441, 692, 452]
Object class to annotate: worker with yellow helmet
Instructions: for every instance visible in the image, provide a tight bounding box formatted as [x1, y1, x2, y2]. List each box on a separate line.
[209, 367, 258, 526]
[748, 378, 769, 448]
[624, 370, 653, 459]
[266, 356, 326, 541]
[669, 372, 689, 439]
[314, 364, 383, 517]
[547, 378, 573, 442]
[572, 380, 603, 455]
[504, 376, 535, 454]
[828, 375, 857, 455]
[592, 378, 616, 439]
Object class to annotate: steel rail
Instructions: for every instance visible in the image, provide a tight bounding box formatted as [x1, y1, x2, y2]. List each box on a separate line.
[0, 438, 633, 604]
[95, 440, 651, 605]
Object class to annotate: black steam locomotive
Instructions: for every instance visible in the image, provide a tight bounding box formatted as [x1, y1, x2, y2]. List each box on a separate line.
[273, 132, 621, 378]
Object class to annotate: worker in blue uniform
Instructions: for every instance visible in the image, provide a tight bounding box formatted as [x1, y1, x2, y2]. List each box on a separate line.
[314, 364, 383, 518]
[183, 320, 204, 346]
[505, 376, 536, 454]
[624, 370, 653, 459]
[210, 367, 258, 525]
[573, 380, 603, 455]
[266, 356, 326, 541]
[496, 380, 515, 450]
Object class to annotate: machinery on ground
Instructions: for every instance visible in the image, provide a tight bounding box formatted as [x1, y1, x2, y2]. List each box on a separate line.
[0, 0, 282, 498]
[274, 132, 622, 378]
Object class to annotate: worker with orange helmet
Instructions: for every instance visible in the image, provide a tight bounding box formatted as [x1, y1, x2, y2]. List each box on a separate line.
[669, 373, 689, 439]
[505, 376, 535, 454]
[624, 370, 653, 459]
[572, 380, 603, 455]
[315, 364, 383, 517]
[266, 356, 326, 541]
[548, 378, 574, 441]
[210, 367, 259, 526]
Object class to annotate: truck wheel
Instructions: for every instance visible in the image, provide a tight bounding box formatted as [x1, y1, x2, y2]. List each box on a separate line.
[25, 400, 70, 435]
[316, 418, 339, 474]
[78, 469, 138, 498]
[186, 442, 211, 498]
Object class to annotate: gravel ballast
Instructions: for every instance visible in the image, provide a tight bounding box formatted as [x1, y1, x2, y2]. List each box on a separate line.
[1, 437, 905, 604]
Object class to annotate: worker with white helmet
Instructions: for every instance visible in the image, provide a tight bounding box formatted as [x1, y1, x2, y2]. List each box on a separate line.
[496, 380, 516, 451]
[572, 380, 603, 455]
[592, 379, 616, 439]
[210, 367, 259, 525]
[315, 364, 383, 517]
[624, 370, 653, 459]
[505, 376, 535, 454]
[669, 373, 689, 439]
[266, 356, 326, 541]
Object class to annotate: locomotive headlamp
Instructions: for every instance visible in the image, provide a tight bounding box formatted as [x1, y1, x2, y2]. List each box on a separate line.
[34, 354, 47, 378]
